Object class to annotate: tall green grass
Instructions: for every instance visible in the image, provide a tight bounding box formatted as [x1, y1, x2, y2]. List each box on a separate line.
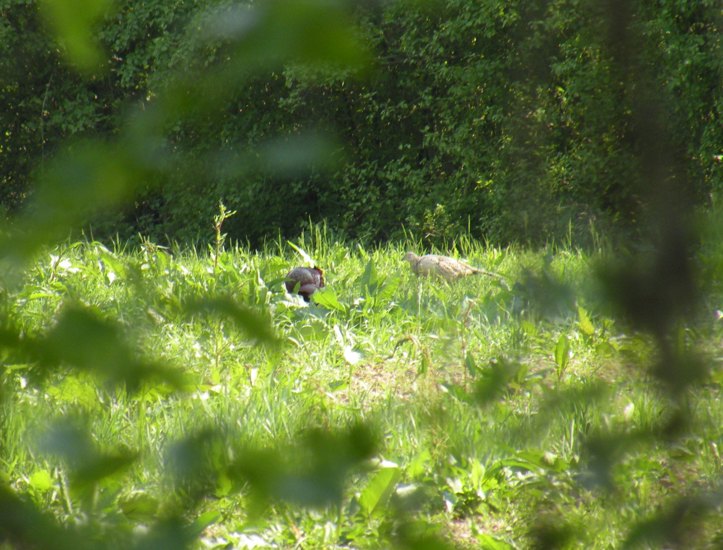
[0, 230, 720, 548]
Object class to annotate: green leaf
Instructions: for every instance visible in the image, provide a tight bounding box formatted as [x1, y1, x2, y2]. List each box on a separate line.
[40, 420, 138, 498]
[29, 470, 54, 492]
[577, 305, 595, 337]
[464, 352, 478, 377]
[360, 259, 381, 294]
[476, 533, 515, 550]
[328, 379, 348, 391]
[254, 0, 371, 68]
[373, 276, 401, 306]
[39, 0, 114, 73]
[311, 287, 346, 312]
[189, 510, 221, 537]
[184, 296, 280, 347]
[70, 452, 138, 492]
[474, 357, 525, 405]
[40, 305, 184, 391]
[287, 241, 314, 265]
[1, 141, 141, 262]
[359, 461, 401, 517]
[119, 492, 160, 521]
[418, 349, 432, 376]
[406, 450, 431, 479]
[554, 334, 570, 372]
[46, 376, 98, 409]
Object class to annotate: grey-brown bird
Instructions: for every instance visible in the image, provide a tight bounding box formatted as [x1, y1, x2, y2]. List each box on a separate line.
[404, 252, 507, 284]
[285, 266, 325, 301]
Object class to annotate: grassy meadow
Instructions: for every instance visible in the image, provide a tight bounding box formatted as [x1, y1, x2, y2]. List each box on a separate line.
[1, 226, 721, 548]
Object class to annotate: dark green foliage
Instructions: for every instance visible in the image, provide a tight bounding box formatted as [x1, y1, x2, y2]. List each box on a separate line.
[0, 483, 88, 550]
[1, 0, 719, 245]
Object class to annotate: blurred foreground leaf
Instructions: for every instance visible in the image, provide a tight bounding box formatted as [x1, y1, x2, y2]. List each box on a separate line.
[471, 357, 528, 406]
[40, 419, 137, 506]
[1, 306, 183, 392]
[46, 305, 184, 390]
[39, 0, 114, 73]
[622, 492, 723, 549]
[1, 141, 148, 265]
[184, 295, 281, 347]
[0, 484, 86, 550]
[230, 422, 377, 513]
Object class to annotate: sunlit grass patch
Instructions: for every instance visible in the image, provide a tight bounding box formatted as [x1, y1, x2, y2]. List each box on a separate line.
[0, 234, 720, 548]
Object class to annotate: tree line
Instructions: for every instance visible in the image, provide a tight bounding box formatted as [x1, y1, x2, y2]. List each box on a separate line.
[1, 0, 720, 247]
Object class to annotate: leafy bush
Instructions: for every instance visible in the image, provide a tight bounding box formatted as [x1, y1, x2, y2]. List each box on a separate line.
[1, 0, 719, 244]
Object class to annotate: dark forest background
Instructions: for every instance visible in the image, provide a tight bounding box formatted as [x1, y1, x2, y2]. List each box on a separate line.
[1, 0, 721, 248]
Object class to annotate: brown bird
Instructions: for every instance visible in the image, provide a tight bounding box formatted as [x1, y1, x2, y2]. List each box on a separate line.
[285, 266, 325, 301]
[404, 252, 507, 284]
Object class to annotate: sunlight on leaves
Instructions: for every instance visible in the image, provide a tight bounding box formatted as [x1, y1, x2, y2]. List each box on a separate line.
[287, 241, 315, 265]
[359, 460, 401, 517]
[312, 287, 346, 312]
[28, 469, 54, 493]
[554, 333, 571, 379]
[577, 305, 595, 338]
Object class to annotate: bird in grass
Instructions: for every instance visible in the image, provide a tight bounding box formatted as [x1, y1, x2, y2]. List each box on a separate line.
[404, 252, 508, 285]
[285, 266, 325, 301]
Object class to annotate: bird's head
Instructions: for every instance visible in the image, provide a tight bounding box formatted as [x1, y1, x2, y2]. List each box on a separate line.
[403, 252, 419, 264]
[311, 266, 325, 287]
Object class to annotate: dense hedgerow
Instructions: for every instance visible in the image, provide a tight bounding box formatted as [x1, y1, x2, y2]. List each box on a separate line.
[1, 0, 720, 245]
